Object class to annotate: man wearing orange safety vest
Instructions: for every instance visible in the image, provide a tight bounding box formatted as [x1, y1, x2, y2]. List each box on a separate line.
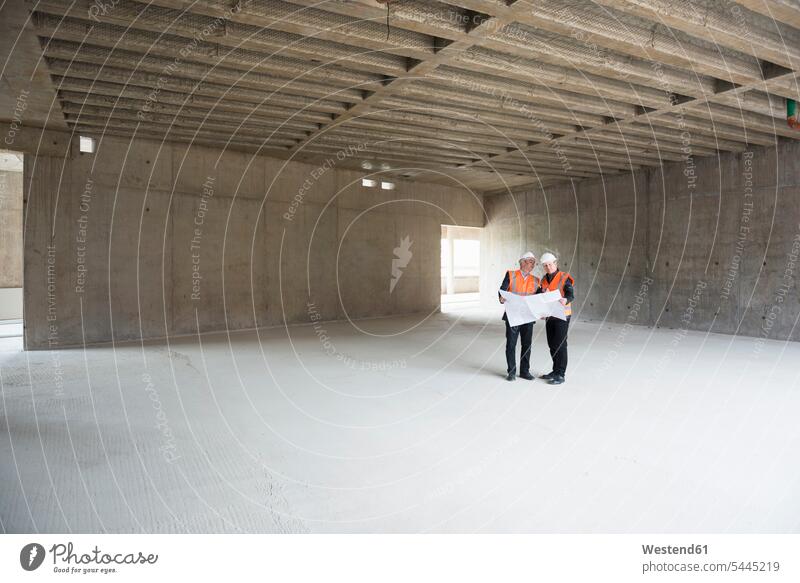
[536, 252, 574, 385]
[498, 252, 540, 381]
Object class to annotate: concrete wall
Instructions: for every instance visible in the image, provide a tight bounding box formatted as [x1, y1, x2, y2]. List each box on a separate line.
[482, 138, 800, 341]
[23, 135, 483, 349]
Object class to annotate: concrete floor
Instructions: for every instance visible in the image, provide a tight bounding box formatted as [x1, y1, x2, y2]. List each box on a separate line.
[1, 308, 799, 533]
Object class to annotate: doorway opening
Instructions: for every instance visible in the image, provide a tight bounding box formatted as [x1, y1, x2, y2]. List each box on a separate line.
[441, 225, 481, 312]
[0, 150, 24, 341]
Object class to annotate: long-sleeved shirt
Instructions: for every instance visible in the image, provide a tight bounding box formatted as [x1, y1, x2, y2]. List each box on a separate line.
[537, 269, 574, 304]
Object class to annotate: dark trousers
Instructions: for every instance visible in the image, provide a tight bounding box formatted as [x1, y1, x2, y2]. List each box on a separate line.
[545, 316, 570, 376]
[505, 320, 533, 375]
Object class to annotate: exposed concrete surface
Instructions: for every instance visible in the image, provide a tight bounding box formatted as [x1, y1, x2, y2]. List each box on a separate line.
[0, 1, 66, 131]
[16, 0, 800, 194]
[1, 309, 798, 533]
[22, 133, 483, 349]
[482, 139, 800, 341]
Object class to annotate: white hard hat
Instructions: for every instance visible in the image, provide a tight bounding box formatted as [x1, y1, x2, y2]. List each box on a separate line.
[519, 251, 537, 262]
[540, 252, 557, 263]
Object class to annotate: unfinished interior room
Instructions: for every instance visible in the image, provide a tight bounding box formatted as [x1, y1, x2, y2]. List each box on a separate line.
[1, 0, 799, 535]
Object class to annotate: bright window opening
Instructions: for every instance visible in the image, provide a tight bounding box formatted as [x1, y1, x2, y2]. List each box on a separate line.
[361, 178, 377, 188]
[381, 181, 395, 190]
[441, 225, 482, 312]
[79, 136, 96, 154]
[0, 149, 24, 342]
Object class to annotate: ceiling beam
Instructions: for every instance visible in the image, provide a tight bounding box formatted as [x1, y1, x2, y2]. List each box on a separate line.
[732, 0, 800, 30]
[58, 90, 334, 125]
[459, 42, 795, 171]
[593, 0, 800, 70]
[30, 8, 408, 77]
[286, 0, 574, 154]
[448, 0, 765, 84]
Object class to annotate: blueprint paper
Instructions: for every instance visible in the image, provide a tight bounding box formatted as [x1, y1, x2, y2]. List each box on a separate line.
[499, 290, 567, 326]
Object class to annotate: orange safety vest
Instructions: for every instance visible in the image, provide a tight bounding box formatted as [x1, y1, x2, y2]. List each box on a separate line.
[507, 270, 540, 295]
[541, 271, 574, 316]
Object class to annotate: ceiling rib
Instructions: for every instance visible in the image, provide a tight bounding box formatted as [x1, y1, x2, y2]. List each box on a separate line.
[23, 0, 800, 192]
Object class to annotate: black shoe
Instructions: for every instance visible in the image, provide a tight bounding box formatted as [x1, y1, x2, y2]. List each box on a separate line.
[519, 372, 534, 380]
[506, 373, 516, 381]
[540, 371, 555, 380]
[548, 375, 565, 385]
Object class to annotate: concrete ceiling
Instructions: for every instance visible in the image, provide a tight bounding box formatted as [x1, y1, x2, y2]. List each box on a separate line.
[12, 0, 800, 192]
[0, 1, 66, 131]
